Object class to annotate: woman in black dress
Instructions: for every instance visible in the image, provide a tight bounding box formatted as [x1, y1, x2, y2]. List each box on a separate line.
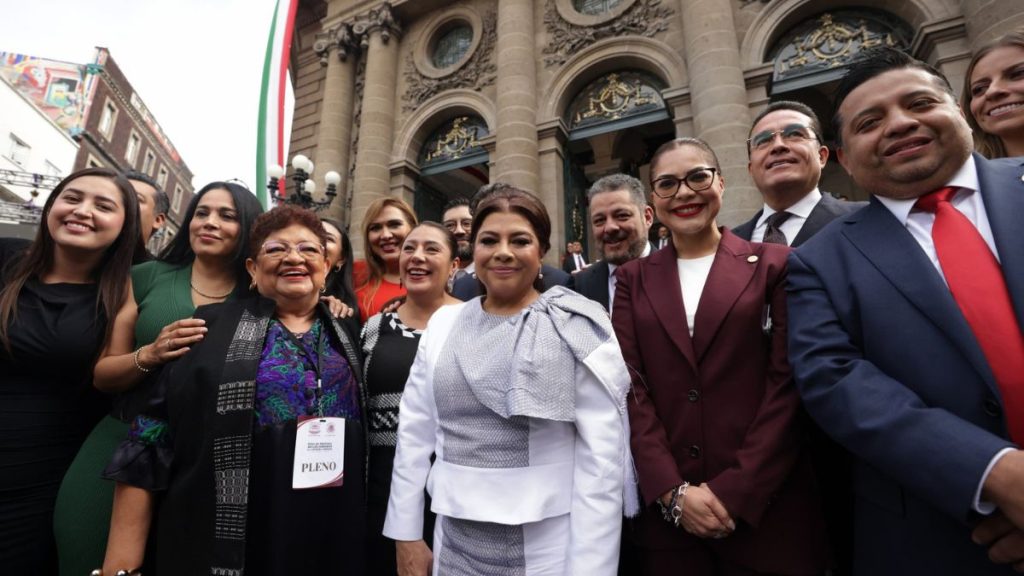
[362, 222, 460, 575]
[0, 167, 141, 574]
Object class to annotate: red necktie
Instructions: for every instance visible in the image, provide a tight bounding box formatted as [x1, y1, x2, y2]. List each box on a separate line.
[916, 187, 1024, 442]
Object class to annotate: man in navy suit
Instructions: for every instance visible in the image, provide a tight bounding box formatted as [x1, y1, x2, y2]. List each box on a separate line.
[568, 173, 653, 313]
[733, 100, 864, 247]
[787, 48, 1024, 575]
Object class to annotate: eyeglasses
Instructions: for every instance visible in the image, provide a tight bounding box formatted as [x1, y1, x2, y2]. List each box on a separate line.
[443, 218, 473, 232]
[747, 124, 818, 151]
[260, 240, 325, 260]
[650, 167, 719, 199]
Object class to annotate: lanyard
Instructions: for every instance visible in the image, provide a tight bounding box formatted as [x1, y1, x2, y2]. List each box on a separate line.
[281, 320, 328, 417]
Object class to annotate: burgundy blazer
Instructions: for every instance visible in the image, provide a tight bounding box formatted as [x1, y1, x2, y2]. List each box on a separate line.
[612, 229, 827, 574]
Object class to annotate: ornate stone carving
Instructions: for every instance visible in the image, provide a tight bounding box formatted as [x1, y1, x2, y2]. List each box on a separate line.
[570, 72, 658, 126]
[401, 12, 497, 112]
[542, 0, 674, 67]
[421, 116, 488, 164]
[314, 23, 359, 65]
[770, 11, 911, 86]
[352, 3, 402, 47]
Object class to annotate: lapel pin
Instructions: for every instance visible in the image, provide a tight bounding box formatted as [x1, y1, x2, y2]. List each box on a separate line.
[747, 255, 759, 263]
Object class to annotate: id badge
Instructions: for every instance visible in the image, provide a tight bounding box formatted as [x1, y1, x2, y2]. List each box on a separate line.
[292, 416, 345, 489]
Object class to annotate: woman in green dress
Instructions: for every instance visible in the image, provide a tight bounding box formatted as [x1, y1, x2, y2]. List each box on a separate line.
[53, 181, 263, 575]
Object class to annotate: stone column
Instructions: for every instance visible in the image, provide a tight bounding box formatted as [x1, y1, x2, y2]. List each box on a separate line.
[678, 0, 757, 227]
[350, 4, 401, 255]
[960, 0, 1024, 49]
[537, 120, 566, 267]
[494, 0, 540, 193]
[312, 23, 358, 223]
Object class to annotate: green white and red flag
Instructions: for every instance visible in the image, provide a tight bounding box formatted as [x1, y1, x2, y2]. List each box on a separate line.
[256, 0, 299, 208]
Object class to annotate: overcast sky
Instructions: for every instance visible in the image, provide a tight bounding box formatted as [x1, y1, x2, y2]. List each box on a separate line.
[3, 0, 284, 193]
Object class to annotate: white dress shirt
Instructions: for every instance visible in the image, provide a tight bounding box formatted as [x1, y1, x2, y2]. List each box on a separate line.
[608, 242, 652, 314]
[874, 155, 1010, 515]
[752, 188, 823, 244]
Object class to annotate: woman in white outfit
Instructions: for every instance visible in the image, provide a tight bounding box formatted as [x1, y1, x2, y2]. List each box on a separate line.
[384, 183, 638, 576]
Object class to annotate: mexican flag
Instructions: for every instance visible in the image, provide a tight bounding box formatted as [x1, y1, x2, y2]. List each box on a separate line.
[256, 0, 299, 208]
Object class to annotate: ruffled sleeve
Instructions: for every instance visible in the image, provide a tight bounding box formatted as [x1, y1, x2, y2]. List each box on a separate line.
[102, 365, 175, 491]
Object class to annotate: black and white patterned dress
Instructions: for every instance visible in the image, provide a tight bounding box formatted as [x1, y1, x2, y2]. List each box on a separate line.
[361, 311, 429, 576]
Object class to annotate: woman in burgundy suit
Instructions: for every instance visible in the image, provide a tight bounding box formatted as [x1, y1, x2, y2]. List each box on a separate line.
[612, 138, 827, 575]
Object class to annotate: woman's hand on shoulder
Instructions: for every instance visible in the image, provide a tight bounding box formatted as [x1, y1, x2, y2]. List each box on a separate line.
[321, 295, 355, 318]
[396, 539, 432, 576]
[138, 318, 207, 368]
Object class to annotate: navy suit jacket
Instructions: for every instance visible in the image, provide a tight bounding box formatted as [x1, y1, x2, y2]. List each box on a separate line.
[786, 154, 1023, 575]
[733, 192, 865, 247]
[451, 263, 570, 301]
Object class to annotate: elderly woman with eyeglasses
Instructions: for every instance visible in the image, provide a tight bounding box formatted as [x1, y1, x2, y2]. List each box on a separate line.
[613, 138, 827, 576]
[100, 205, 366, 576]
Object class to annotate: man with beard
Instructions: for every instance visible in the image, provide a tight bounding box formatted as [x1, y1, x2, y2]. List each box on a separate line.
[442, 197, 474, 281]
[569, 173, 653, 312]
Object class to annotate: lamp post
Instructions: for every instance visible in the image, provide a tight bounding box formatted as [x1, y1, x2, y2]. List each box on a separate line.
[266, 154, 341, 210]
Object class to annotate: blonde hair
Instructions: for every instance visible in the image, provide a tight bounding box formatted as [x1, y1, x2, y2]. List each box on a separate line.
[358, 197, 417, 310]
[962, 30, 1024, 159]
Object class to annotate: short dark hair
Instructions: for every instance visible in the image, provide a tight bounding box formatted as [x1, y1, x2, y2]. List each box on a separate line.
[831, 47, 954, 148]
[649, 137, 722, 177]
[248, 204, 328, 259]
[587, 173, 648, 211]
[124, 170, 170, 216]
[748, 100, 824, 149]
[442, 196, 471, 216]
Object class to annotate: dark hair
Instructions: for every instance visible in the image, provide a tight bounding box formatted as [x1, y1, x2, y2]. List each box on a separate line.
[320, 216, 357, 311]
[248, 205, 328, 258]
[158, 181, 263, 294]
[470, 183, 551, 293]
[831, 47, 954, 148]
[470, 182, 522, 213]
[962, 30, 1024, 159]
[407, 221, 458, 262]
[442, 196, 471, 216]
[124, 170, 169, 216]
[748, 100, 824, 150]
[649, 137, 722, 177]
[0, 167, 143, 353]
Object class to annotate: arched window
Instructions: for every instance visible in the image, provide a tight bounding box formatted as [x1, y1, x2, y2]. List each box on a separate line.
[432, 24, 473, 69]
[769, 10, 913, 93]
[567, 71, 666, 133]
[419, 116, 489, 168]
[573, 0, 623, 16]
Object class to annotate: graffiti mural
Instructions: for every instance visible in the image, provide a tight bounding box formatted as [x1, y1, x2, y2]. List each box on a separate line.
[0, 52, 88, 134]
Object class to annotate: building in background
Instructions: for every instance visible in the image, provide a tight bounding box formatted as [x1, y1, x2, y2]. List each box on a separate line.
[0, 48, 195, 252]
[283, 0, 1023, 259]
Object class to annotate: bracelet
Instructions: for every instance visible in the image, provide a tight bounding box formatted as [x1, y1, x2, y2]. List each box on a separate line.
[90, 568, 142, 576]
[132, 347, 152, 373]
[657, 481, 689, 527]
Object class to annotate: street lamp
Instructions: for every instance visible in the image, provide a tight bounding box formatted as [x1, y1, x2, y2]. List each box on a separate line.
[267, 154, 341, 210]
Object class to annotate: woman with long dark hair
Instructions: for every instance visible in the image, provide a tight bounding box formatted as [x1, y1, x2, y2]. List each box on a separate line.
[321, 216, 359, 336]
[53, 181, 263, 575]
[0, 167, 142, 574]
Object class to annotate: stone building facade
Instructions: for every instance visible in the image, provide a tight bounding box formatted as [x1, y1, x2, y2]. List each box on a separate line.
[286, 0, 1024, 259]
